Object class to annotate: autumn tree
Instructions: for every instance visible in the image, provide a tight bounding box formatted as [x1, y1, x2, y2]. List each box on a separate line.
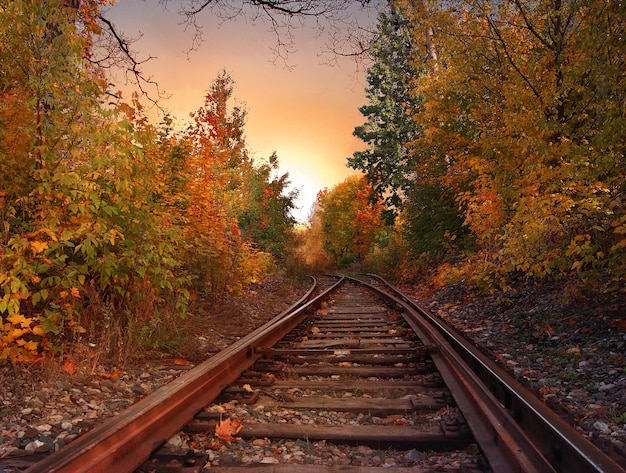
[316, 175, 386, 266]
[287, 200, 335, 275]
[182, 72, 298, 293]
[0, 1, 188, 361]
[394, 0, 625, 291]
[348, 5, 467, 262]
[238, 152, 298, 259]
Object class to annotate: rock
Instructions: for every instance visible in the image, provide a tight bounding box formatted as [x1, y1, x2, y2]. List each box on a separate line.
[24, 439, 45, 454]
[23, 427, 39, 439]
[593, 421, 611, 435]
[404, 449, 426, 461]
[167, 434, 183, 447]
[55, 381, 72, 391]
[356, 445, 373, 455]
[130, 385, 146, 396]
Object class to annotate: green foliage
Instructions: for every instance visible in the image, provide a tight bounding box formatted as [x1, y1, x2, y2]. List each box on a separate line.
[348, 9, 423, 224]
[181, 72, 295, 294]
[403, 182, 469, 256]
[238, 152, 298, 259]
[0, 1, 193, 361]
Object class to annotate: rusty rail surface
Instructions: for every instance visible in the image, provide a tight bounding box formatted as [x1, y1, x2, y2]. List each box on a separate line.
[356, 274, 625, 473]
[24, 276, 342, 473]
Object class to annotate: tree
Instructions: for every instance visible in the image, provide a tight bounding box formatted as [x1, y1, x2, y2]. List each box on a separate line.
[91, 1, 383, 103]
[288, 203, 335, 275]
[317, 175, 385, 266]
[172, 0, 381, 62]
[182, 72, 251, 293]
[182, 72, 298, 293]
[238, 152, 298, 259]
[348, 8, 422, 224]
[0, 1, 188, 361]
[395, 0, 626, 290]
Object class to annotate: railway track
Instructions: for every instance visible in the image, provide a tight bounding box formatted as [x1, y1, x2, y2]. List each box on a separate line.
[13, 275, 626, 472]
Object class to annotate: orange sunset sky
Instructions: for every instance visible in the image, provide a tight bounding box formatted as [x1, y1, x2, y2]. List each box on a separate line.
[104, 1, 384, 222]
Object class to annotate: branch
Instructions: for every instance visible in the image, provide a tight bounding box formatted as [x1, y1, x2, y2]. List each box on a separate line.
[95, 13, 167, 109]
[486, 14, 544, 104]
[511, 0, 554, 51]
[164, 0, 381, 64]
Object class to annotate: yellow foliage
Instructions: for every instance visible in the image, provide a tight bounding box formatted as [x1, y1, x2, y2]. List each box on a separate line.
[32, 325, 45, 336]
[7, 328, 26, 341]
[16, 339, 38, 351]
[6, 313, 32, 328]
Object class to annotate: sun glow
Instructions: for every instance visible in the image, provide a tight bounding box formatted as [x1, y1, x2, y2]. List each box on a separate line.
[104, 2, 374, 223]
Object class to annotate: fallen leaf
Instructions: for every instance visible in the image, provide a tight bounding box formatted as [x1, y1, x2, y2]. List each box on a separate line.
[539, 386, 555, 396]
[610, 319, 626, 330]
[97, 368, 121, 379]
[63, 356, 77, 375]
[110, 369, 122, 379]
[566, 346, 581, 355]
[311, 326, 321, 334]
[215, 417, 243, 442]
[173, 358, 190, 365]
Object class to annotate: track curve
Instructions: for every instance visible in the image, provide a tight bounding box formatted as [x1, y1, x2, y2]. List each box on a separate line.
[17, 275, 624, 473]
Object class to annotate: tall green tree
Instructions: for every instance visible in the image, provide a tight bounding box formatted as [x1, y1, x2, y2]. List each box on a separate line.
[348, 8, 423, 224]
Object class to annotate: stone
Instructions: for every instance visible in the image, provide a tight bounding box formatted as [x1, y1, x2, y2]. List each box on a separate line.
[593, 421, 611, 435]
[167, 434, 184, 447]
[24, 440, 45, 454]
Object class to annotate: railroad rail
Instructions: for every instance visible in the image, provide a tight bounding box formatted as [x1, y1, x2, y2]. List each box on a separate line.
[15, 275, 625, 472]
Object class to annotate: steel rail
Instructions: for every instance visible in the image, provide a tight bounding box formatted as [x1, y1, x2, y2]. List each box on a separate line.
[347, 275, 553, 472]
[25, 276, 344, 473]
[358, 274, 625, 473]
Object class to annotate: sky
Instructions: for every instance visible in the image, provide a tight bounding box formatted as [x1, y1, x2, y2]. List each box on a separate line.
[104, 1, 383, 222]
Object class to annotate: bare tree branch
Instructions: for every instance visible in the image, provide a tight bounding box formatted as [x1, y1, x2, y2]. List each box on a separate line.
[163, 0, 385, 67]
[94, 11, 169, 109]
[93, 0, 382, 106]
[486, 14, 544, 104]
